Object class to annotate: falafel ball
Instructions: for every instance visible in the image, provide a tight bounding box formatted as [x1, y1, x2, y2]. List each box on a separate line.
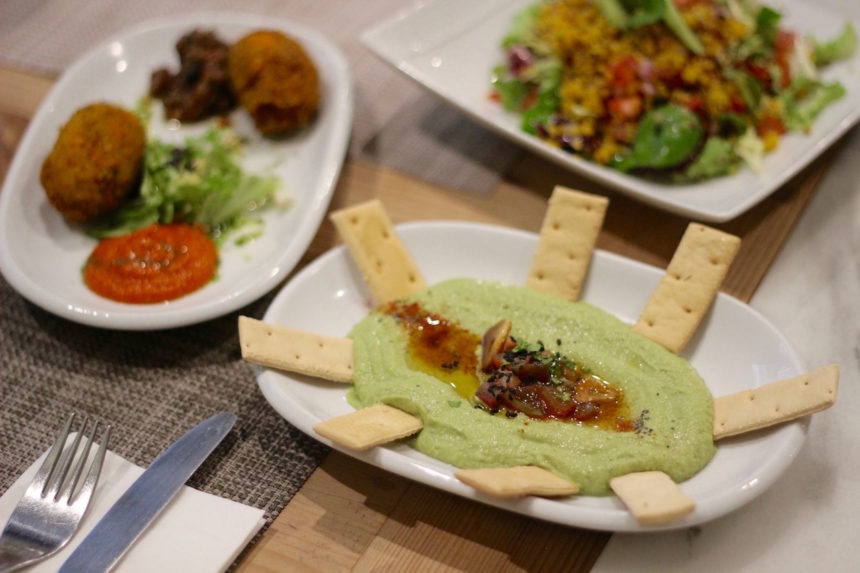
[228, 30, 319, 135]
[40, 103, 146, 224]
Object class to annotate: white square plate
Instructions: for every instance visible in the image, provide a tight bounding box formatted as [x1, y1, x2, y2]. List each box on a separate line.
[362, 0, 860, 222]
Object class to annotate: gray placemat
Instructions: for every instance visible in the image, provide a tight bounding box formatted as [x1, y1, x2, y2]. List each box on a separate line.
[0, 273, 329, 523]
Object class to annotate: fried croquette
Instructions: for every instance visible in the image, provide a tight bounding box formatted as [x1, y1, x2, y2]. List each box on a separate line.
[40, 103, 145, 224]
[228, 30, 319, 135]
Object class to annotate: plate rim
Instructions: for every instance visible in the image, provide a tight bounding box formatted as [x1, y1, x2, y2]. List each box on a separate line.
[0, 11, 354, 330]
[359, 0, 860, 222]
[256, 219, 808, 532]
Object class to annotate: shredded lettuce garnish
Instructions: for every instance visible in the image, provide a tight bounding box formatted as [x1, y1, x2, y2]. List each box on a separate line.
[811, 23, 858, 66]
[782, 78, 846, 131]
[502, 2, 544, 47]
[88, 126, 281, 244]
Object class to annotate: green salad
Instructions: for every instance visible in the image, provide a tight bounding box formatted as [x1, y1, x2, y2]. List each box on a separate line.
[90, 124, 282, 244]
[492, 0, 857, 181]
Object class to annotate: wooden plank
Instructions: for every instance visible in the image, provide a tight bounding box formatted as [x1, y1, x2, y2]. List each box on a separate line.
[0, 66, 53, 118]
[353, 479, 606, 572]
[234, 453, 411, 573]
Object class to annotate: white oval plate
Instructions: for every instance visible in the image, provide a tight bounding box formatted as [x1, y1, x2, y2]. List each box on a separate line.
[257, 221, 807, 532]
[0, 12, 352, 330]
[361, 0, 860, 222]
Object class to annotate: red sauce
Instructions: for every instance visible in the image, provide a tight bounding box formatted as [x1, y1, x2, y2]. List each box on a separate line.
[84, 224, 217, 303]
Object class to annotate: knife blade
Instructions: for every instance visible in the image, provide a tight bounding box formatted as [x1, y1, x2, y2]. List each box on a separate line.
[58, 412, 236, 573]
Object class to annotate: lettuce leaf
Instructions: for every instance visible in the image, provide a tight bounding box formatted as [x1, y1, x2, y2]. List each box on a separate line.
[683, 137, 739, 180]
[811, 23, 858, 66]
[89, 127, 280, 242]
[784, 80, 846, 131]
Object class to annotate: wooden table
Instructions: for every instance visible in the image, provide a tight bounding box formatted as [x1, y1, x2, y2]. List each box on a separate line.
[0, 65, 831, 572]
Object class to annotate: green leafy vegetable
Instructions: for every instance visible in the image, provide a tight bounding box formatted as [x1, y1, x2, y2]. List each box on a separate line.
[596, 0, 704, 54]
[660, 0, 705, 55]
[593, 0, 629, 29]
[492, 64, 531, 110]
[613, 104, 703, 171]
[732, 5, 782, 61]
[755, 6, 782, 47]
[534, 57, 563, 91]
[626, 0, 665, 28]
[523, 92, 558, 135]
[784, 80, 846, 131]
[717, 112, 750, 136]
[811, 23, 858, 66]
[724, 0, 756, 28]
[520, 61, 562, 134]
[683, 137, 739, 180]
[502, 3, 543, 47]
[724, 68, 762, 112]
[89, 127, 280, 242]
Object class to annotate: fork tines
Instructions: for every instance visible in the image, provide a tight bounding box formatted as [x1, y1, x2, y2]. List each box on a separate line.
[35, 413, 111, 506]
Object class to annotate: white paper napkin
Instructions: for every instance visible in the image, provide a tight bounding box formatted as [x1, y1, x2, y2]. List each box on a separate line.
[0, 435, 265, 572]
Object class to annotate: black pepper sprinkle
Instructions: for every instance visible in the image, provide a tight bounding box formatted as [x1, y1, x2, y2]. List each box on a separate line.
[556, 338, 562, 346]
[505, 411, 518, 418]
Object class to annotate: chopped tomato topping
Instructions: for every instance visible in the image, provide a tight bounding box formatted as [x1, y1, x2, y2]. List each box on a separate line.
[774, 29, 796, 88]
[730, 95, 748, 113]
[536, 385, 577, 418]
[678, 95, 703, 114]
[756, 116, 786, 136]
[607, 96, 642, 119]
[747, 62, 771, 84]
[521, 86, 538, 110]
[610, 55, 638, 90]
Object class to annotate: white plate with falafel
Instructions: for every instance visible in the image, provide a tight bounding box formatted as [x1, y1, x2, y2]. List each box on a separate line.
[0, 12, 352, 329]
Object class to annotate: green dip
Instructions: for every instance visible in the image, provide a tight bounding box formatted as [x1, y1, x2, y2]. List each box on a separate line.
[348, 278, 715, 495]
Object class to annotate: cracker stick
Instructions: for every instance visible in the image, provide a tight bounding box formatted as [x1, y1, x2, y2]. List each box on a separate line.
[330, 200, 426, 304]
[526, 186, 608, 301]
[713, 364, 839, 440]
[313, 404, 423, 450]
[238, 316, 354, 382]
[633, 223, 741, 353]
[610, 471, 695, 525]
[455, 466, 579, 498]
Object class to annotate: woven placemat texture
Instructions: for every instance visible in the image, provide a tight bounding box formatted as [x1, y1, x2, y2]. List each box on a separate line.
[0, 274, 329, 522]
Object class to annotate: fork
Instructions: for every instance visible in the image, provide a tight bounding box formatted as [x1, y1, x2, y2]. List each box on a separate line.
[0, 413, 111, 572]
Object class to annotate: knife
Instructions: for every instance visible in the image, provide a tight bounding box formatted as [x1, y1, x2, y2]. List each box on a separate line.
[58, 412, 236, 573]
